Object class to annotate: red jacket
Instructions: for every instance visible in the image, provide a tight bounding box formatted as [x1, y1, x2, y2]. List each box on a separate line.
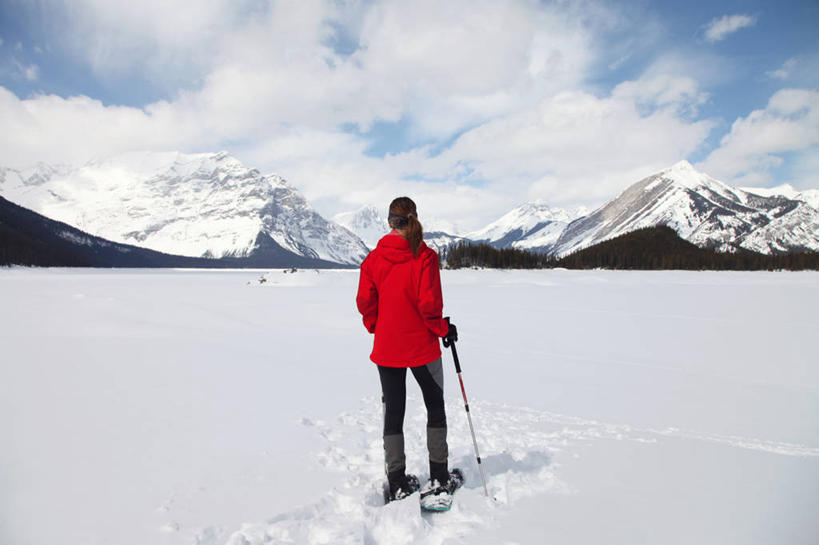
[357, 233, 449, 367]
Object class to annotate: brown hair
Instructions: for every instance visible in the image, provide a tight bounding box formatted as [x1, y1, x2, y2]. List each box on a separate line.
[388, 196, 423, 257]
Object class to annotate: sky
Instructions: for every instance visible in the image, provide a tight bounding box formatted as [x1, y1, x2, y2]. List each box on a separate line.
[0, 0, 818, 230]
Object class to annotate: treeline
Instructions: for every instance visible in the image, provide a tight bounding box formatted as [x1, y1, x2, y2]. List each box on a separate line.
[557, 226, 819, 270]
[441, 240, 553, 269]
[441, 226, 819, 271]
[1, 221, 94, 267]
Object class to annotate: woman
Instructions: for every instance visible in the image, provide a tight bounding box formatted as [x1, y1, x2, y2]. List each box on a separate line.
[356, 196, 462, 504]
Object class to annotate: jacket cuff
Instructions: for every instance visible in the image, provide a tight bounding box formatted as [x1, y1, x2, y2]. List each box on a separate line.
[436, 318, 449, 338]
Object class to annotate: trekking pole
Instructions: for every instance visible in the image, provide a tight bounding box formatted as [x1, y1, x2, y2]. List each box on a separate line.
[446, 338, 489, 497]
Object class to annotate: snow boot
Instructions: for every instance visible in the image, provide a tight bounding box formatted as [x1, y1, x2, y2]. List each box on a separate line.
[386, 471, 420, 502]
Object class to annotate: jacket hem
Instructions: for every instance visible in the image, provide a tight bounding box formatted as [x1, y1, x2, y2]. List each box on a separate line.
[370, 350, 443, 368]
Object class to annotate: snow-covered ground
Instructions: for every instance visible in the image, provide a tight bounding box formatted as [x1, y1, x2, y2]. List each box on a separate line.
[1, 268, 817, 545]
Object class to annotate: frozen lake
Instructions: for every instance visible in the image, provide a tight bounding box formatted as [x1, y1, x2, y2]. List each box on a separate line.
[1, 268, 817, 545]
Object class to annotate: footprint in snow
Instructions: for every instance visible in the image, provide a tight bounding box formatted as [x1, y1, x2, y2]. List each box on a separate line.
[219, 396, 819, 544]
[220, 396, 585, 545]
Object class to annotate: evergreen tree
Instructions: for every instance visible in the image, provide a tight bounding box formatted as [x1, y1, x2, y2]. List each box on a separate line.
[440, 227, 819, 271]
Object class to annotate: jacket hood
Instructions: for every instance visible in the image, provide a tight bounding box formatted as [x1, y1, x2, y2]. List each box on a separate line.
[374, 233, 427, 264]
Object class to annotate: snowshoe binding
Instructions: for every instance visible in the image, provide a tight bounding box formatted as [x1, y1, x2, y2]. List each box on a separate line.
[384, 472, 420, 504]
[420, 468, 464, 512]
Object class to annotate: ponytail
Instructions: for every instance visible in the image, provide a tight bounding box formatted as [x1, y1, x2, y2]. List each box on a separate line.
[406, 212, 423, 257]
[388, 196, 424, 257]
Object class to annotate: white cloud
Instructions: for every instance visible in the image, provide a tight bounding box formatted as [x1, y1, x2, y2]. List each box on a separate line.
[0, 88, 196, 167]
[700, 89, 819, 188]
[3, 59, 42, 83]
[638, 50, 738, 93]
[788, 147, 819, 190]
[764, 55, 819, 87]
[23, 64, 39, 81]
[0, 1, 720, 229]
[612, 73, 708, 116]
[228, 73, 716, 228]
[31, 0, 602, 137]
[0, 1, 603, 156]
[429, 76, 715, 207]
[767, 58, 797, 80]
[39, 0, 252, 90]
[703, 14, 757, 43]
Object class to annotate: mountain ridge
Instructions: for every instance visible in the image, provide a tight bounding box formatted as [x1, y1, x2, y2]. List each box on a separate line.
[465, 201, 588, 251]
[0, 151, 368, 266]
[0, 195, 346, 268]
[549, 161, 818, 256]
[332, 204, 465, 253]
[3, 154, 816, 265]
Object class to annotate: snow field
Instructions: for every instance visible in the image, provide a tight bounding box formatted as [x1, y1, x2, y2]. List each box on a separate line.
[221, 395, 819, 545]
[219, 395, 568, 545]
[1, 268, 817, 545]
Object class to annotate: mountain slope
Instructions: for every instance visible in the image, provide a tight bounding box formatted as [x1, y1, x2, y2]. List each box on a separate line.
[0, 152, 368, 265]
[734, 202, 819, 254]
[552, 161, 818, 256]
[423, 231, 467, 254]
[467, 202, 587, 253]
[0, 195, 342, 268]
[443, 226, 818, 271]
[332, 204, 465, 252]
[742, 184, 819, 210]
[332, 205, 387, 250]
[555, 225, 819, 270]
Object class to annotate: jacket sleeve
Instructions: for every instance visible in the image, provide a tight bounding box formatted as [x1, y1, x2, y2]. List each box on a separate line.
[356, 256, 378, 334]
[417, 251, 449, 337]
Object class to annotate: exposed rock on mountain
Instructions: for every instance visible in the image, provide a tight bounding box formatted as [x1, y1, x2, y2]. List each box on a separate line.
[465, 202, 588, 253]
[551, 161, 819, 256]
[0, 151, 368, 265]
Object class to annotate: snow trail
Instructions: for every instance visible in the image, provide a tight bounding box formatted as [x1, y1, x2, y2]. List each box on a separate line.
[212, 396, 818, 545]
[211, 396, 568, 545]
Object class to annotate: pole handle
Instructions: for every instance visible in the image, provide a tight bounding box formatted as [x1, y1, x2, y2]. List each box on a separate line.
[449, 340, 462, 374]
[443, 317, 462, 372]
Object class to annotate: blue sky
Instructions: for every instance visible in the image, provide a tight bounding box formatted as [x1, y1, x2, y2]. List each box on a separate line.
[0, 0, 817, 228]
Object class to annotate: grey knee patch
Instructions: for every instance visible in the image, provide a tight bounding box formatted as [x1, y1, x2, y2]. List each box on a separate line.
[427, 357, 444, 392]
[384, 433, 406, 474]
[427, 426, 448, 464]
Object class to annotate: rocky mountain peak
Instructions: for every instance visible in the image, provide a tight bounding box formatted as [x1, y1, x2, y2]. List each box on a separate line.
[0, 151, 368, 265]
[552, 161, 818, 256]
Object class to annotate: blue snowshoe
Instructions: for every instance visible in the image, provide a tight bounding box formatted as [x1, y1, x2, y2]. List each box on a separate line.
[420, 468, 464, 512]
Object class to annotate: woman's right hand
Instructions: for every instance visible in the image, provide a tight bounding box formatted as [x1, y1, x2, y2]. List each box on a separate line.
[443, 317, 458, 347]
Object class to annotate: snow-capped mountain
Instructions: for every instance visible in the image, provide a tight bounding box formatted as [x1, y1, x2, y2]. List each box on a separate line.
[466, 202, 588, 252]
[0, 151, 368, 265]
[734, 202, 819, 255]
[741, 184, 819, 211]
[552, 161, 819, 256]
[332, 204, 464, 252]
[332, 205, 388, 250]
[423, 231, 467, 254]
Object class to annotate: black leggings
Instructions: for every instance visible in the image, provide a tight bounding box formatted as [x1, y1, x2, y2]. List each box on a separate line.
[378, 359, 446, 435]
